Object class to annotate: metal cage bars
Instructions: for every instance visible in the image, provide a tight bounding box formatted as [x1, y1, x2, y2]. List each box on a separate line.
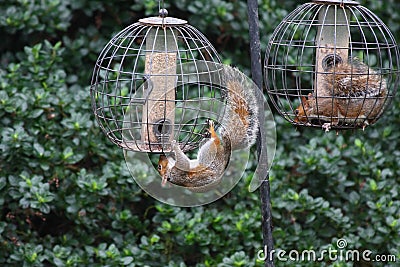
[90, 18, 224, 152]
[264, 2, 400, 130]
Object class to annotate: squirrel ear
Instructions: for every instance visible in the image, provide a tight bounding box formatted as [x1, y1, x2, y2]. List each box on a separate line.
[300, 95, 311, 109]
[301, 96, 308, 105]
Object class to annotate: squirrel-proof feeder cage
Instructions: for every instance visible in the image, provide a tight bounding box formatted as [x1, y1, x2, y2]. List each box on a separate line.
[90, 9, 224, 152]
[264, 0, 400, 130]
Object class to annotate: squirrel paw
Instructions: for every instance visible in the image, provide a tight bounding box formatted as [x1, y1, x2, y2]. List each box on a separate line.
[206, 120, 215, 133]
[170, 140, 179, 149]
[362, 121, 369, 131]
[322, 123, 332, 132]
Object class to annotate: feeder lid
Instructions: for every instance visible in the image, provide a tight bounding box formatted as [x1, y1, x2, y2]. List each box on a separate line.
[139, 9, 187, 26]
[312, 0, 360, 5]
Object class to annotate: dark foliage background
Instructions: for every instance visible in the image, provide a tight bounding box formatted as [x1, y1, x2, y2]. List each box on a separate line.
[0, 0, 399, 266]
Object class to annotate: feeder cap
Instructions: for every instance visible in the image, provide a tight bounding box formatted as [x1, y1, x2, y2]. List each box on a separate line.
[312, 0, 360, 5]
[139, 9, 187, 26]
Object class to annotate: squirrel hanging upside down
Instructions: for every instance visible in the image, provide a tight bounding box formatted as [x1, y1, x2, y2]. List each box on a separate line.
[158, 67, 259, 189]
[295, 58, 387, 131]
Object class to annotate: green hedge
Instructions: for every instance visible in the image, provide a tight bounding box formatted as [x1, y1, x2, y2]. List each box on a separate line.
[0, 0, 399, 266]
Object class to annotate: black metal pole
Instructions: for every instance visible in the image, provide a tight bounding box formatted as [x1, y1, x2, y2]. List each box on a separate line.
[246, 0, 275, 266]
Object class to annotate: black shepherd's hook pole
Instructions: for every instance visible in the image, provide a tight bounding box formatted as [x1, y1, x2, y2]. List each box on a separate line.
[246, 0, 275, 266]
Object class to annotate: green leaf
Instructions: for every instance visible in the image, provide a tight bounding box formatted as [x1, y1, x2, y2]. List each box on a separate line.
[369, 179, 378, 191]
[62, 147, 74, 160]
[120, 256, 134, 265]
[33, 143, 44, 156]
[354, 138, 362, 148]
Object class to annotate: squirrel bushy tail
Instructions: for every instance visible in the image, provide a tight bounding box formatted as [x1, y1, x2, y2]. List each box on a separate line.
[219, 66, 260, 150]
[158, 66, 260, 189]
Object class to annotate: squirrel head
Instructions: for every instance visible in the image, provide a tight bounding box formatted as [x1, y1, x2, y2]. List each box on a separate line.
[294, 95, 312, 122]
[158, 154, 169, 184]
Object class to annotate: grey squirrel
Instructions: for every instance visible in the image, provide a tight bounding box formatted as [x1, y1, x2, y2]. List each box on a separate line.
[295, 58, 387, 131]
[158, 67, 259, 189]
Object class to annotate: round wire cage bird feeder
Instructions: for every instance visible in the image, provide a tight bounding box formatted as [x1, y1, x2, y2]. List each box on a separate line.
[264, 0, 400, 131]
[90, 9, 225, 152]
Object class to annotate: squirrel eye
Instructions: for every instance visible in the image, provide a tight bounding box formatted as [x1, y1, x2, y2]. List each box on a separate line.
[295, 109, 300, 115]
[157, 164, 162, 171]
